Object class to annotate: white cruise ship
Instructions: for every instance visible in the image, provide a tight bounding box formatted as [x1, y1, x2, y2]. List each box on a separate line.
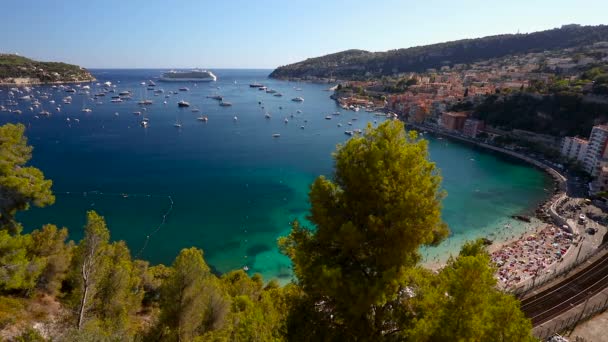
[160, 69, 217, 82]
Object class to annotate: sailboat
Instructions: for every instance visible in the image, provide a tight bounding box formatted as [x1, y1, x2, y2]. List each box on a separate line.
[174, 112, 182, 128]
[138, 86, 153, 105]
[81, 98, 92, 113]
[140, 109, 149, 127]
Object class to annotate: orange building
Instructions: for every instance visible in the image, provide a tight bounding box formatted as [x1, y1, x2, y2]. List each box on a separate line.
[441, 112, 469, 131]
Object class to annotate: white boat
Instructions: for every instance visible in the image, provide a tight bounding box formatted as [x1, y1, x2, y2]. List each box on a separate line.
[178, 100, 190, 107]
[160, 69, 217, 82]
[173, 123, 182, 128]
[197, 116, 208, 122]
[344, 130, 354, 136]
[325, 116, 332, 120]
[265, 112, 271, 119]
[284, 118, 288, 123]
[272, 133, 281, 138]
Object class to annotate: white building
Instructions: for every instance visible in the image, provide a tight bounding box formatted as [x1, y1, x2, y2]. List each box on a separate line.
[583, 125, 608, 176]
[561, 136, 588, 163]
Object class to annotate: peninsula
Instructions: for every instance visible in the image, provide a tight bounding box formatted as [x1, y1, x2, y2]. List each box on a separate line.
[0, 53, 95, 85]
[269, 24, 608, 81]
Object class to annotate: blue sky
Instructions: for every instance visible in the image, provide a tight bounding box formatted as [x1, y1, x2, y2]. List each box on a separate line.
[1, 0, 606, 68]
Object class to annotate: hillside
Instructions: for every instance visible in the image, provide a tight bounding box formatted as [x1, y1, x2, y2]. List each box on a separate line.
[0, 54, 94, 84]
[269, 24, 608, 80]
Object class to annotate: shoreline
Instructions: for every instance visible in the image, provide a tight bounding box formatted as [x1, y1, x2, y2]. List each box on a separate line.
[0, 78, 96, 86]
[412, 123, 572, 277]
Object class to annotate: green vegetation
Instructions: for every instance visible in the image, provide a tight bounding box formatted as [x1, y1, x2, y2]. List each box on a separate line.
[0, 122, 533, 340]
[460, 71, 608, 137]
[270, 24, 608, 80]
[0, 54, 94, 84]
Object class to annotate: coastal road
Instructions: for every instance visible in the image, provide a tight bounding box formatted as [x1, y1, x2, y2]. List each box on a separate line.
[520, 250, 608, 326]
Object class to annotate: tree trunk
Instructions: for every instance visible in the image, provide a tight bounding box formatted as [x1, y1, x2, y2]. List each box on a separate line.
[77, 261, 89, 330]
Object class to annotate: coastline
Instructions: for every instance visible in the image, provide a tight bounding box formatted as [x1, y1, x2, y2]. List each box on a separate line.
[411, 122, 571, 276]
[0, 78, 96, 86]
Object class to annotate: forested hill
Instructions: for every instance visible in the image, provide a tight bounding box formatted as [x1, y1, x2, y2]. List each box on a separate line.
[0, 54, 95, 84]
[269, 24, 608, 80]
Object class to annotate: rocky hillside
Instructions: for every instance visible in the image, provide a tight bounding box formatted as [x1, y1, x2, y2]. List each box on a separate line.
[270, 24, 608, 80]
[0, 54, 94, 84]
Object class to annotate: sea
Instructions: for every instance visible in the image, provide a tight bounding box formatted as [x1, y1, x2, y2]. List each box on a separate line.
[0, 69, 552, 281]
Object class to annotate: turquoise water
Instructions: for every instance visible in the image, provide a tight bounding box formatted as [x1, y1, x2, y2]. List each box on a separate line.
[1, 69, 551, 280]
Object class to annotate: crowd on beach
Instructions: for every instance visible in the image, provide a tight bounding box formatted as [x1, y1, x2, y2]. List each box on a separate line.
[491, 224, 574, 288]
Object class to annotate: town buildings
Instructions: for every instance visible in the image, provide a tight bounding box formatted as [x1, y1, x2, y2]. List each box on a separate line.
[440, 112, 469, 131]
[463, 119, 485, 138]
[582, 125, 608, 176]
[561, 136, 589, 164]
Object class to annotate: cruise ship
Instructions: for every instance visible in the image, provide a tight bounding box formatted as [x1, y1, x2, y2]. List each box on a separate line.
[160, 69, 217, 82]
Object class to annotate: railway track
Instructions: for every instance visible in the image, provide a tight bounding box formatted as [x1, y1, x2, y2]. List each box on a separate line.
[520, 251, 608, 325]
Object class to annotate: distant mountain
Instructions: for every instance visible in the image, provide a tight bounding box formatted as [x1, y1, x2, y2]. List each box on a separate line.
[269, 24, 608, 80]
[0, 54, 94, 85]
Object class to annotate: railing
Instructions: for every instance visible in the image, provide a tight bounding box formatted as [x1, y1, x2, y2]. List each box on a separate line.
[510, 244, 605, 297]
[534, 289, 608, 340]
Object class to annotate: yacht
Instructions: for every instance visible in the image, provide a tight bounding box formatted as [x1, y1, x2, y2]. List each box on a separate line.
[207, 95, 223, 101]
[249, 82, 264, 88]
[265, 112, 271, 119]
[197, 115, 208, 122]
[292, 97, 304, 102]
[344, 130, 354, 136]
[178, 100, 190, 107]
[325, 115, 332, 120]
[272, 133, 281, 138]
[219, 101, 232, 107]
[178, 87, 189, 91]
[160, 69, 217, 82]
